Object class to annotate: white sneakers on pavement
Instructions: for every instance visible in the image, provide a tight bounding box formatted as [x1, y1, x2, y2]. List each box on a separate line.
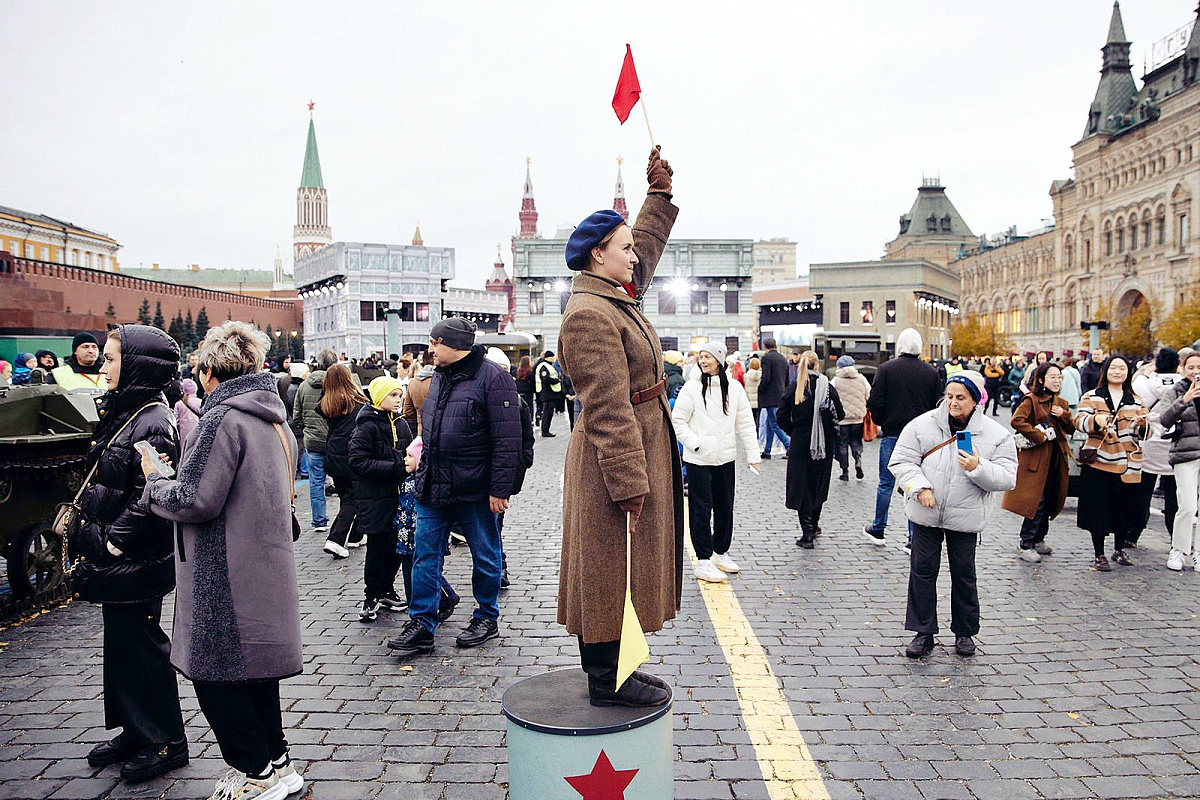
[323, 540, 349, 558]
[711, 552, 740, 573]
[1018, 548, 1042, 563]
[695, 559, 728, 583]
[208, 768, 288, 800]
[1167, 549, 1185, 571]
[271, 753, 304, 794]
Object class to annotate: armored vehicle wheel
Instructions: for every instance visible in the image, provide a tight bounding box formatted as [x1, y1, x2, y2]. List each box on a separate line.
[7, 522, 64, 599]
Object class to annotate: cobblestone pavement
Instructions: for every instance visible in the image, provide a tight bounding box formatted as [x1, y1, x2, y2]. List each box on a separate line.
[2, 408, 1200, 799]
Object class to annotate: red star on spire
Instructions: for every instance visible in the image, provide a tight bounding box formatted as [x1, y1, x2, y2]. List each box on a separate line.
[564, 750, 639, 800]
[307, 100, 315, 112]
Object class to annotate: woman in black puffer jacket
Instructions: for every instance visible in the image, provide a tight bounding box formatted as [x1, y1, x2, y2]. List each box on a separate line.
[317, 364, 368, 557]
[78, 324, 188, 782]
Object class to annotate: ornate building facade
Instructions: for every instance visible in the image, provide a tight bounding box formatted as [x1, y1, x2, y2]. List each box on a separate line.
[0, 205, 120, 271]
[957, 2, 1200, 355]
[293, 110, 332, 263]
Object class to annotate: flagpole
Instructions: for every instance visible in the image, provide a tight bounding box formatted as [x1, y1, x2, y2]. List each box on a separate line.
[626, 512, 632, 592]
[639, 94, 657, 148]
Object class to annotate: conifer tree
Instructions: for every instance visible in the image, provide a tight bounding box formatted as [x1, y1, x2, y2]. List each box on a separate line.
[195, 307, 210, 342]
[153, 301, 165, 330]
[138, 299, 152, 325]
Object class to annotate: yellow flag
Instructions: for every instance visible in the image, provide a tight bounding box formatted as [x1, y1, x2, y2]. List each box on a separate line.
[615, 511, 649, 690]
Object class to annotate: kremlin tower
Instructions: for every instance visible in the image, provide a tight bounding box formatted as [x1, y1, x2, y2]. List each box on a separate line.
[517, 157, 539, 239]
[485, 245, 516, 330]
[293, 103, 332, 263]
[613, 157, 628, 221]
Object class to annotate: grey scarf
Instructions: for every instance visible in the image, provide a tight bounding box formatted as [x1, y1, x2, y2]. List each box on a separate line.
[810, 374, 830, 460]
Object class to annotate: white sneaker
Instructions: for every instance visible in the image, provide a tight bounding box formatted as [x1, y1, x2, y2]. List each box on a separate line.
[312, 523, 329, 533]
[271, 753, 304, 795]
[1018, 548, 1042, 563]
[209, 768, 287, 800]
[346, 537, 365, 549]
[1167, 549, 1185, 571]
[695, 559, 728, 583]
[711, 552, 741, 573]
[323, 540, 349, 558]
[1193, 552, 1200, 573]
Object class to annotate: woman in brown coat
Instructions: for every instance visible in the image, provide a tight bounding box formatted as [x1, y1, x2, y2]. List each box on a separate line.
[1003, 362, 1075, 562]
[558, 147, 682, 708]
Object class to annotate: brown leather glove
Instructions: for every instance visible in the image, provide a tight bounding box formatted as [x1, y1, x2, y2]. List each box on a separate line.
[646, 146, 673, 197]
[618, 494, 646, 517]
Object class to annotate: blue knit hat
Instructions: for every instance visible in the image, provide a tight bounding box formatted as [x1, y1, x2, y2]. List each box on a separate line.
[946, 370, 985, 402]
[565, 210, 627, 270]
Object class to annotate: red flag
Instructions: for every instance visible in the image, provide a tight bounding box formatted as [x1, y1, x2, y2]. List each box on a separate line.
[612, 44, 641, 124]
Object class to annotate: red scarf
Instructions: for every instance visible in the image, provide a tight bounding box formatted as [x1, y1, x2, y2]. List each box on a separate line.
[622, 282, 637, 299]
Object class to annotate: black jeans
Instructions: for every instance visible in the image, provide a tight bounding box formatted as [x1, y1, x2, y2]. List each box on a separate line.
[687, 462, 735, 560]
[365, 531, 400, 601]
[835, 423, 864, 474]
[1019, 459, 1060, 550]
[539, 398, 557, 435]
[102, 599, 185, 747]
[326, 474, 361, 546]
[1133, 472, 1177, 540]
[985, 385, 1001, 415]
[193, 679, 286, 776]
[578, 637, 620, 692]
[906, 524, 979, 637]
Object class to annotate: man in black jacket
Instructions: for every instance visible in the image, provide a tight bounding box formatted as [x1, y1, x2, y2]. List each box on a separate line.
[388, 317, 522, 656]
[1080, 348, 1105, 395]
[758, 338, 791, 458]
[863, 328, 942, 546]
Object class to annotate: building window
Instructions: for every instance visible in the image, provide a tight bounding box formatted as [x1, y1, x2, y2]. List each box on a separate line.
[725, 336, 740, 356]
[860, 301, 874, 323]
[1044, 304, 1054, 331]
[839, 302, 850, 325]
[529, 291, 544, 315]
[1084, 238, 1091, 266]
[659, 337, 678, 351]
[886, 300, 896, 323]
[1104, 231, 1112, 256]
[1010, 309, 1020, 333]
[1027, 307, 1038, 333]
[659, 289, 676, 315]
[1065, 299, 1077, 328]
[1065, 239, 1073, 268]
[995, 312, 1006, 333]
[359, 301, 375, 321]
[1117, 228, 1125, 253]
[1157, 215, 1166, 245]
[690, 289, 709, 315]
[1130, 220, 1138, 250]
[1180, 214, 1190, 250]
[416, 302, 430, 321]
[1142, 221, 1151, 248]
[724, 290, 738, 314]
[559, 291, 571, 314]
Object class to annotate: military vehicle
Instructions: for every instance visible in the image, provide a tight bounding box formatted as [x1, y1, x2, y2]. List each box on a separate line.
[0, 376, 98, 618]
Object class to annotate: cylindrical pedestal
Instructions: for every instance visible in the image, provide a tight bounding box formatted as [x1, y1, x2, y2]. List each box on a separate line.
[503, 668, 673, 799]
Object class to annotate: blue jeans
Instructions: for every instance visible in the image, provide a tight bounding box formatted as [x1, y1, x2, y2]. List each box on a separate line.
[307, 451, 328, 527]
[410, 501, 502, 634]
[869, 435, 913, 540]
[759, 406, 790, 456]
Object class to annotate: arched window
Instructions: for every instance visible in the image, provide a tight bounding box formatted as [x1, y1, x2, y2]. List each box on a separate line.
[1116, 217, 1125, 253]
[1130, 212, 1139, 250]
[1157, 205, 1167, 245]
[1104, 220, 1113, 256]
[1065, 235, 1074, 268]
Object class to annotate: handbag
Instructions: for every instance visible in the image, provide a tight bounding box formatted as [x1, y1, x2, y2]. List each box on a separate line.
[863, 410, 878, 442]
[272, 423, 303, 542]
[54, 401, 168, 577]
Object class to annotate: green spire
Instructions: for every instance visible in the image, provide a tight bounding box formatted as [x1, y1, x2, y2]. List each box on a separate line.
[300, 119, 324, 189]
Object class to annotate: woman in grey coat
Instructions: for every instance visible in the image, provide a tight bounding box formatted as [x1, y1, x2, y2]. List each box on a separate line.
[140, 321, 304, 800]
[889, 370, 1017, 659]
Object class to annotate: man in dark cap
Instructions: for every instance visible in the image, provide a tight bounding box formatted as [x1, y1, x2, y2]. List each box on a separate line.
[534, 350, 563, 437]
[387, 316, 523, 657]
[51, 332, 108, 392]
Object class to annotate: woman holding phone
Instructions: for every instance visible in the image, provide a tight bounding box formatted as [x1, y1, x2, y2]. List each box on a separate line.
[889, 370, 1017, 658]
[1073, 355, 1148, 571]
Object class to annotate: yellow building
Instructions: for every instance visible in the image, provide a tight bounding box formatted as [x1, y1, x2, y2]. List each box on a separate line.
[956, 2, 1200, 355]
[0, 204, 120, 271]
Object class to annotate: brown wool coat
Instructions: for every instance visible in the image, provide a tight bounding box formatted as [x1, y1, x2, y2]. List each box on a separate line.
[557, 194, 684, 644]
[1002, 393, 1075, 519]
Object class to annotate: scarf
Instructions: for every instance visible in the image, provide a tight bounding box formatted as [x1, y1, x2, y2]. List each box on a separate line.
[809, 374, 830, 461]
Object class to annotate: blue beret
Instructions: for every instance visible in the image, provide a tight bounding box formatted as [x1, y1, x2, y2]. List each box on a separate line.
[565, 210, 626, 271]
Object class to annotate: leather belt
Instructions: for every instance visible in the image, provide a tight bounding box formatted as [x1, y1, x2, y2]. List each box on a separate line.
[630, 378, 667, 405]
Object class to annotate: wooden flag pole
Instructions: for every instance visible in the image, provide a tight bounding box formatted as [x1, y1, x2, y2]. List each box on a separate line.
[639, 94, 657, 148]
[626, 511, 632, 591]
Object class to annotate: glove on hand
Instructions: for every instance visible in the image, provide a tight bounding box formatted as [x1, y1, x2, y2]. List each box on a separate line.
[646, 146, 673, 197]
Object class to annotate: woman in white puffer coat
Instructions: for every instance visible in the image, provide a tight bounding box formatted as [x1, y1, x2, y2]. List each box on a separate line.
[672, 341, 761, 583]
[889, 370, 1017, 660]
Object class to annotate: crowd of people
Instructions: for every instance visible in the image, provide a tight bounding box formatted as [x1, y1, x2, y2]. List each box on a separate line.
[16, 142, 1200, 798]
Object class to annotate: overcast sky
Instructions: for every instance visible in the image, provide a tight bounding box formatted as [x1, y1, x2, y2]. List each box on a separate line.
[0, 1, 1190, 289]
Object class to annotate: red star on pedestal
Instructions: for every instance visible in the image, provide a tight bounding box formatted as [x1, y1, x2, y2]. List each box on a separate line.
[564, 750, 638, 799]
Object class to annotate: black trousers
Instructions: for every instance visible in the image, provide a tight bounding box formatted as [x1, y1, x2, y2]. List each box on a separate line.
[835, 424, 864, 473]
[539, 398, 556, 435]
[751, 407, 760, 429]
[102, 599, 185, 747]
[365, 530, 400, 601]
[326, 474, 361, 547]
[193, 679, 286, 776]
[578, 636, 619, 691]
[984, 386, 1001, 415]
[1133, 472, 1178, 540]
[1019, 459, 1060, 549]
[566, 399, 576, 430]
[906, 524, 979, 637]
[687, 462, 735, 560]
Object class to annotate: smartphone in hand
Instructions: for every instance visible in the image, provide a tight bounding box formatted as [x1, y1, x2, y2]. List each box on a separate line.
[955, 430, 973, 453]
[135, 440, 176, 479]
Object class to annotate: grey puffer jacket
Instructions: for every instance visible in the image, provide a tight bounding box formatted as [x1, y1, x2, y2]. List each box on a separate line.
[889, 406, 1017, 533]
[1160, 378, 1200, 466]
[142, 371, 302, 683]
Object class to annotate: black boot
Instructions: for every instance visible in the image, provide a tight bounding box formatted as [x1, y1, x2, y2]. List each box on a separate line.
[387, 619, 435, 655]
[119, 739, 189, 782]
[87, 733, 135, 768]
[905, 633, 935, 658]
[589, 677, 670, 708]
[955, 636, 976, 657]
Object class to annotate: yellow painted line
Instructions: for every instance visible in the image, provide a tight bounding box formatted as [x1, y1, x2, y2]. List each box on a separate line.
[685, 516, 831, 800]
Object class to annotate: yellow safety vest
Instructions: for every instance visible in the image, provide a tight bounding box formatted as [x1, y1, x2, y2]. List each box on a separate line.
[51, 365, 108, 393]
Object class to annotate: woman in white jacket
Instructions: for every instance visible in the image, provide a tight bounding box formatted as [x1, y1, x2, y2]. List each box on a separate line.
[672, 342, 761, 583]
[889, 370, 1017, 659]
